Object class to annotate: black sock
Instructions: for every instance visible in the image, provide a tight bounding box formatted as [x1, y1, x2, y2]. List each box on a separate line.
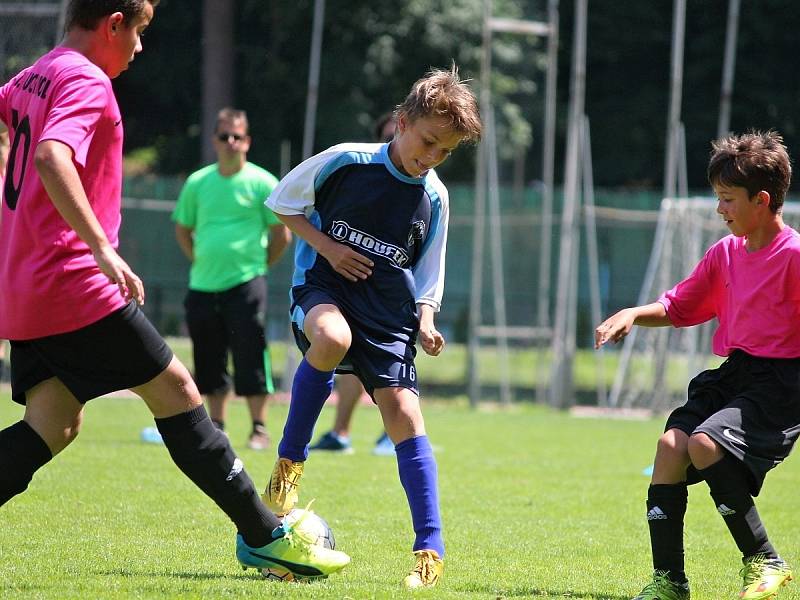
[155, 406, 279, 546]
[647, 483, 688, 584]
[211, 418, 225, 431]
[0, 421, 52, 506]
[252, 420, 265, 433]
[699, 455, 775, 559]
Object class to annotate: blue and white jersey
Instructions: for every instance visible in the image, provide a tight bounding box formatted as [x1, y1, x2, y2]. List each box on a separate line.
[267, 142, 449, 335]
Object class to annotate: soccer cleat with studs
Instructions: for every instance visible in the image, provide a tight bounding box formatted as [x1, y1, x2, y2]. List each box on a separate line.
[738, 555, 793, 600]
[236, 505, 350, 579]
[403, 549, 443, 589]
[631, 570, 690, 600]
[262, 457, 304, 516]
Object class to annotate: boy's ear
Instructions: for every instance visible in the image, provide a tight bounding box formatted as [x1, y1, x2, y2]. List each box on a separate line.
[106, 12, 124, 36]
[755, 190, 771, 206]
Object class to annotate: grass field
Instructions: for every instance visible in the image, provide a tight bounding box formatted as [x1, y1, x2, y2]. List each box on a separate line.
[2, 390, 800, 599]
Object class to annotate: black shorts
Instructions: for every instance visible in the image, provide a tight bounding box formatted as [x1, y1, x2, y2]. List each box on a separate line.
[9, 301, 173, 405]
[184, 276, 273, 396]
[666, 350, 800, 495]
[290, 286, 419, 398]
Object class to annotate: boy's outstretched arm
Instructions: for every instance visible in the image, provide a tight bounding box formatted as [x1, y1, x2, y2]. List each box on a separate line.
[594, 302, 671, 349]
[35, 140, 144, 305]
[417, 303, 444, 356]
[276, 213, 373, 282]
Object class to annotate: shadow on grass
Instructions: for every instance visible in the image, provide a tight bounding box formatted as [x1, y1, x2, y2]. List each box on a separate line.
[464, 583, 630, 599]
[96, 568, 266, 582]
[1, 584, 44, 593]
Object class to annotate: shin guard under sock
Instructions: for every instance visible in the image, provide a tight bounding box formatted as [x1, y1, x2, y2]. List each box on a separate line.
[0, 421, 52, 506]
[699, 455, 775, 559]
[277, 358, 334, 462]
[396, 435, 444, 557]
[647, 483, 688, 584]
[156, 405, 279, 546]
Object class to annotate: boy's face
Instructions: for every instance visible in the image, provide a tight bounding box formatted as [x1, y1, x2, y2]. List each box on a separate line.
[390, 114, 463, 178]
[106, 3, 154, 78]
[714, 182, 768, 237]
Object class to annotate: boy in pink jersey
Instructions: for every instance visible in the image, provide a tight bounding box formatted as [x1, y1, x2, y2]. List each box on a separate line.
[0, 0, 349, 580]
[596, 131, 798, 600]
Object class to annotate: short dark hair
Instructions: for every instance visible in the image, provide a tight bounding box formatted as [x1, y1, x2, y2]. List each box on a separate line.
[707, 130, 792, 213]
[215, 107, 249, 134]
[373, 112, 395, 142]
[67, 0, 158, 30]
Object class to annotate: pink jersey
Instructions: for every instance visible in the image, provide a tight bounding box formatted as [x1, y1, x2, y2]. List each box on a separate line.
[658, 226, 800, 358]
[0, 47, 126, 340]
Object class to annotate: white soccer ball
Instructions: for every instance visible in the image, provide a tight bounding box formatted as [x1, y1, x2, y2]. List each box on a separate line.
[261, 508, 336, 582]
[283, 508, 336, 549]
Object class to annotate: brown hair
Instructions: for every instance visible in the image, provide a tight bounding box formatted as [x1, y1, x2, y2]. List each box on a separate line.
[707, 130, 792, 213]
[395, 64, 482, 143]
[67, 0, 159, 30]
[215, 107, 249, 134]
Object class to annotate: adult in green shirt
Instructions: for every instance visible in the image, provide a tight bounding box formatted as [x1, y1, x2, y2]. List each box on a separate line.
[173, 107, 290, 451]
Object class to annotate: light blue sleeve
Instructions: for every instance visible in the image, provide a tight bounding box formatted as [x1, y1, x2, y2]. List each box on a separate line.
[412, 173, 449, 312]
[266, 142, 382, 216]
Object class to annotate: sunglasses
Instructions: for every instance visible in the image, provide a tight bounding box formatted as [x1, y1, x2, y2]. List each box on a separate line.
[216, 132, 245, 142]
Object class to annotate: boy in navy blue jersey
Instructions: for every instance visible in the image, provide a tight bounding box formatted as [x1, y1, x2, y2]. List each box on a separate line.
[263, 65, 481, 588]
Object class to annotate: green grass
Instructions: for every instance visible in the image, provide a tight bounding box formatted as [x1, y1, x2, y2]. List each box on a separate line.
[2, 393, 800, 599]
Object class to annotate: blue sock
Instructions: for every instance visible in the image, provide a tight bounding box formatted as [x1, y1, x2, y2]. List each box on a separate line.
[396, 435, 444, 557]
[277, 358, 334, 462]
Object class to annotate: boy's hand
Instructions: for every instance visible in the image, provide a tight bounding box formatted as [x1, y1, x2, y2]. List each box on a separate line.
[419, 326, 445, 356]
[321, 240, 373, 282]
[94, 245, 145, 305]
[594, 308, 636, 349]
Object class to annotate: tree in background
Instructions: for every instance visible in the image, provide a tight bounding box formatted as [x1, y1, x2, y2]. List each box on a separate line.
[112, 1, 800, 191]
[114, 0, 545, 182]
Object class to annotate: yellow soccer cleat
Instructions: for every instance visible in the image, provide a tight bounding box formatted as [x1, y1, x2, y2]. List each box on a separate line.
[237, 505, 349, 579]
[403, 549, 443, 589]
[262, 457, 304, 516]
[739, 556, 793, 600]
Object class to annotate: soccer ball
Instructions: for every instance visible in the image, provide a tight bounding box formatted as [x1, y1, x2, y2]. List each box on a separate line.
[261, 508, 336, 582]
[283, 508, 336, 549]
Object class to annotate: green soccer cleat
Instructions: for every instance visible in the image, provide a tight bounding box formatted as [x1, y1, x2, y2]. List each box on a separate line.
[236, 508, 350, 579]
[739, 556, 793, 600]
[632, 571, 690, 600]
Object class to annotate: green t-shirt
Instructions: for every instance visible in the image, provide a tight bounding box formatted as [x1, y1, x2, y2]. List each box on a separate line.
[172, 162, 281, 292]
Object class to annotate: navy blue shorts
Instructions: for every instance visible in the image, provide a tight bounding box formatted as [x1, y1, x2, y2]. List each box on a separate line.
[666, 350, 800, 495]
[290, 285, 419, 398]
[9, 301, 173, 405]
[184, 276, 273, 396]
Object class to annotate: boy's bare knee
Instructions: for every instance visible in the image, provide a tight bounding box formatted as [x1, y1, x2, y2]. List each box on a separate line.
[134, 357, 202, 418]
[307, 331, 351, 369]
[687, 432, 722, 467]
[376, 389, 425, 442]
[656, 429, 689, 457]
